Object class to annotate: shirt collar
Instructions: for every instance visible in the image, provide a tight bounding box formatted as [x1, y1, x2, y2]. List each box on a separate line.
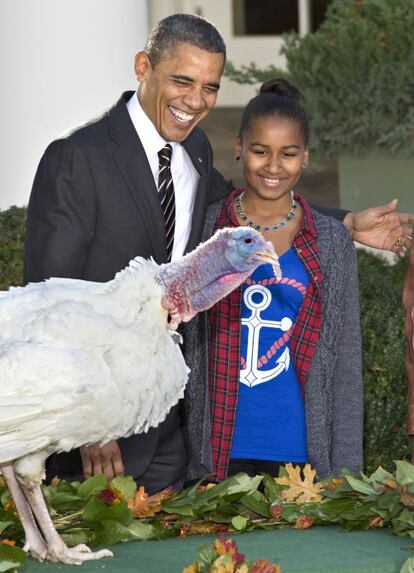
[293, 193, 318, 239]
[126, 92, 177, 160]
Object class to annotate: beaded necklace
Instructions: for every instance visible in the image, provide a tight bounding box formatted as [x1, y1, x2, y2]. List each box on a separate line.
[235, 190, 297, 232]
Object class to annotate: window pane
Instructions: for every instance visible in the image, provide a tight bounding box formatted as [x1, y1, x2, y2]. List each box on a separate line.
[233, 0, 299, 36]
[312, 0, 332, 32]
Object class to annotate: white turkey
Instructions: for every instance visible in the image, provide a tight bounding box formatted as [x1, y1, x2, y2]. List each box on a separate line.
[0, 226, 279, 565]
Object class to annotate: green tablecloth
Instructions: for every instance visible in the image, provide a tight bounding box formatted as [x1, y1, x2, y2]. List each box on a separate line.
[21, 526, 413, 573]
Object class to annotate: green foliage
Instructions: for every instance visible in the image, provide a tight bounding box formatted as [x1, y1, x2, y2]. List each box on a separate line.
[0, 206, 26, 290]
[357, 250, 409, 473]
[0, 544, 26, 572]
[224, 0, 414, 157]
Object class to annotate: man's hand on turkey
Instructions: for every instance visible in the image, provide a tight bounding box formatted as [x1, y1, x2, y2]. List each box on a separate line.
[80, 440, 124, 480]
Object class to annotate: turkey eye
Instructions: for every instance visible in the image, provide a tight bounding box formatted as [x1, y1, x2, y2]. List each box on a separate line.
[244, 238, 253, 244]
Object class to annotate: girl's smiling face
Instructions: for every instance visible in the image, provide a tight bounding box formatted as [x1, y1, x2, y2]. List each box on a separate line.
[236, 114, 308, 203]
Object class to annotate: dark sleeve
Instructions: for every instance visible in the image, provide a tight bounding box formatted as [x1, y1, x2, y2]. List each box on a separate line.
[331, 236, 364, 474]
[208, 167, 234, 205]
[201, 133, 234, 204]
[309, 203, 349, 222]
[24, 139, 96, 283]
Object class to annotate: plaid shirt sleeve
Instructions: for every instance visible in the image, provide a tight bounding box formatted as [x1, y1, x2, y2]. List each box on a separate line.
[290, 196, 323, 391]
[208, 190, 323, 481]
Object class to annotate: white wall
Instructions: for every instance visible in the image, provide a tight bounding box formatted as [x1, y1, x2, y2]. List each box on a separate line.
[0, 0, 149, 210]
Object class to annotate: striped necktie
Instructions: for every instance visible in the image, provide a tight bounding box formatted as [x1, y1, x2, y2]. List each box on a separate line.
[157, 144, 175, 262]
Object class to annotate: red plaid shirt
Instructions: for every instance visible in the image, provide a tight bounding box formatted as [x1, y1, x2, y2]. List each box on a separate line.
[208, 189, 323, 481]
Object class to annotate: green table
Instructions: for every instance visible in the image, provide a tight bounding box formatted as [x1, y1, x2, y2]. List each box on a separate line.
[21, 527, 413, 573]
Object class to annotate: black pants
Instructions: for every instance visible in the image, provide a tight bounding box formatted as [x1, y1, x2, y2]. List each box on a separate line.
[228, 458, 305, 478]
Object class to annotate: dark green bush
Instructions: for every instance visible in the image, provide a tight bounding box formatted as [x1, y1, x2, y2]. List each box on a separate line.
[225, 0, 414, 158]
[358, 250, 409, 472]
[0, 206, 26, 289]
[0, 206, 410, 471]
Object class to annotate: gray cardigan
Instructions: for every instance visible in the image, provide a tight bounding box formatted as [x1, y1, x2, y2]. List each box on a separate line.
[183, 202, 363, 481]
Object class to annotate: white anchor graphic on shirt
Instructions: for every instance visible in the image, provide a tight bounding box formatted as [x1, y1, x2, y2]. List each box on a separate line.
[240, 284, 292, 388]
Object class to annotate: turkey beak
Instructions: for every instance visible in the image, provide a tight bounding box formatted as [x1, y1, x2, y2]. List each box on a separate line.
[252, 243, 282, 279]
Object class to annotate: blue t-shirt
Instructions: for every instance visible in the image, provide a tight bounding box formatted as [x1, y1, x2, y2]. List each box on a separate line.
[230, 247, 310, 462]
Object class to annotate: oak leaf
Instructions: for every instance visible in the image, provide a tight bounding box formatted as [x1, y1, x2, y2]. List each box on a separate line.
[127, 485, 173, 517]
[274, 463, 323, 504]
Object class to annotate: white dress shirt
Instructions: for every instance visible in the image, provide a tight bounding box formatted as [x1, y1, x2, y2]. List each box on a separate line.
[126, 92, 199, 261]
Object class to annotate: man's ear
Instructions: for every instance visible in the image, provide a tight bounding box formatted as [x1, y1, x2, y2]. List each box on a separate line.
[134, 50, 151, 81]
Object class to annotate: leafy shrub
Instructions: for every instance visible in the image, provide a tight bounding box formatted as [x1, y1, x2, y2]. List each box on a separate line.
[225, 0, 414, 158]
[0, 206, 26, 289]
[0, 206, 410, 471]
[358, 250, 409, 472]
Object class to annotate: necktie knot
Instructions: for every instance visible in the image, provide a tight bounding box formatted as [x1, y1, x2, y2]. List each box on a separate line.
[158, 144, 172, 168]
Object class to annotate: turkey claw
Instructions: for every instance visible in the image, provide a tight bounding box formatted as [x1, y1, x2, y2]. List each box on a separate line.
[46, 543, 113, 565]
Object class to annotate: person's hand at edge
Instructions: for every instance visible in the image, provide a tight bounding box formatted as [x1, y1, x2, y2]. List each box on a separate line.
[343, 199, 414, 257]
[80, 440, 124, 480]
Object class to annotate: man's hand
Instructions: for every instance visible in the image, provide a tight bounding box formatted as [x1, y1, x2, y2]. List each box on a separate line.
[80, 440, 124, 480]
[162, 296, 191, 331]
[343, 199, 414, 257]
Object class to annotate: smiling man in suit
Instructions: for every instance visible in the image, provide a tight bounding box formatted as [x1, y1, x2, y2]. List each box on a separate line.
[24, 14, 231, 494]
[24, 13, 414, 493]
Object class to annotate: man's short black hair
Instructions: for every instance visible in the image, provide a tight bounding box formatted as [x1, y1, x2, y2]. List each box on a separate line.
[145, 13, 226, 67]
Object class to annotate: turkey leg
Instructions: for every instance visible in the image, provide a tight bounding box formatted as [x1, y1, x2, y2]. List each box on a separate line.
[18, 477, 113, 564]
[0, 464, 47, 560]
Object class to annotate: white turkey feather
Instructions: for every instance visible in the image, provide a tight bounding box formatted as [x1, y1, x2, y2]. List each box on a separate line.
[0, 257, 189, 466]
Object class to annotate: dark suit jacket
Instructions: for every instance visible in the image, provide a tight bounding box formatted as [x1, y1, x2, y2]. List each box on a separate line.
[24, 92, 233, 489]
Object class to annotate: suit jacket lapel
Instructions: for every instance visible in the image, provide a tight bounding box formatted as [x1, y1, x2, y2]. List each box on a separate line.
[108, 92, 167, 262]
[182, 137, 209, 254]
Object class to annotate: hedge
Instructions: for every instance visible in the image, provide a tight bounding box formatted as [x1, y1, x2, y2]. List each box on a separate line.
[0, 206, 409, 473]
[0, 206, 26, 290]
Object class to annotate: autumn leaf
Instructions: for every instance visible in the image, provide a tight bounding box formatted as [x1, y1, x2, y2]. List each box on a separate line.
[400, 485, 414, 509]
[324, 477, 345, 491]
[294, 515, 314, 529]
[368, 516, 384, 528]
[269, 503, 284, 518]
[185, 523, 228, 536]
[213, 534, 245, 565]
[3, 500, 17, 514]
[50, 476, 61, 487]
[96, 484, 123, 506]
[384, 479, 398, 490]
[210, 554, 236, 573]
[250, 560, 281, 573]
[182, 563, 199, 573]
[274, 463, 323, 504]
[128, 485, 173, 517]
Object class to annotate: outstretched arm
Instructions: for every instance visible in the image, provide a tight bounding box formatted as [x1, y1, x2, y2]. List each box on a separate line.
[342, 199, 414, 257]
